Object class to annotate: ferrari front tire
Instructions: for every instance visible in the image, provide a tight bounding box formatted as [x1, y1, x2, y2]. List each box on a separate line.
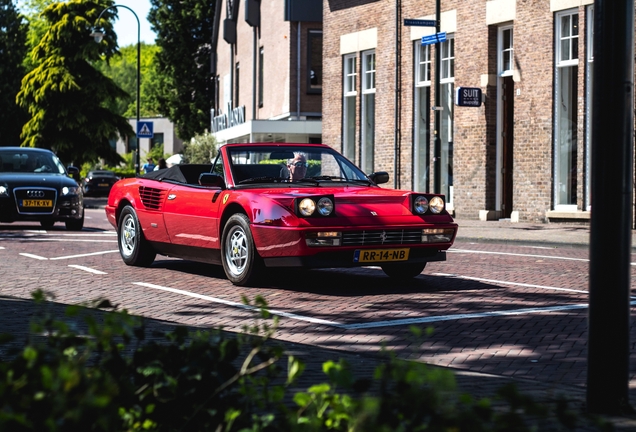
[118, 205, 156, 267]
[221, 213, 262, 286]
[381, 262, 426, 280]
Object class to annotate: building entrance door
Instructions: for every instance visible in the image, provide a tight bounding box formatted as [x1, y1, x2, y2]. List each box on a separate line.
[500, 76, 514, 218]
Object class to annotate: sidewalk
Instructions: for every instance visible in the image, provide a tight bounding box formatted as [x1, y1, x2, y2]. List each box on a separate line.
[456, 218, 600, 248]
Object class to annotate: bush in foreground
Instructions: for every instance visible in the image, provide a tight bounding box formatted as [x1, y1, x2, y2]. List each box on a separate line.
[0, 291, 609, 431]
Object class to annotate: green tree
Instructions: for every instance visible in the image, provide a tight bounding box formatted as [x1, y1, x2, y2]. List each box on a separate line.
[0, 0, 29, 145]
[182, 130, 217, 163]
[16, 0, 132, 166]
[94, 42, 163, 118]
[148, 0, 215, 140]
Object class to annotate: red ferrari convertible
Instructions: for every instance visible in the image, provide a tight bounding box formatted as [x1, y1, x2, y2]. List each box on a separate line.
[106, 143, 457, 286]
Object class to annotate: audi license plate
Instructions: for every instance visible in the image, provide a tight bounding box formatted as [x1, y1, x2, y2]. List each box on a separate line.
[353, 248, 410, 263]
[21, 199, 53, 208]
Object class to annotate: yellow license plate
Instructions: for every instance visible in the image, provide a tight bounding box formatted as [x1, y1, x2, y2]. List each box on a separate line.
[22, 199, 53, 208]
[98, 183, 109, 187]
[353, 248, 410, 263]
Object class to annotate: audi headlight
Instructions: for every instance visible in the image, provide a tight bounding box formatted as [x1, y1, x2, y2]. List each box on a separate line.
[413, 195, 429, 214]
[0, 185, 8, 197]
[62, 186, 80, 196]
[429, 196, 445, 214]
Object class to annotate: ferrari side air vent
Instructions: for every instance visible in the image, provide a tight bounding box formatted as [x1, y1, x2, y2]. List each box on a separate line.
[139, 187, 165, 210]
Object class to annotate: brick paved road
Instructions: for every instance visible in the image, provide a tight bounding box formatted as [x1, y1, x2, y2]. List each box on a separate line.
[2, 207, 636, 429]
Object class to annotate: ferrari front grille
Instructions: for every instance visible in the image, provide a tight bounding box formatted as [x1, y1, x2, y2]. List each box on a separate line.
[341, 229, 422, 246]
[139, 186, 164, 210]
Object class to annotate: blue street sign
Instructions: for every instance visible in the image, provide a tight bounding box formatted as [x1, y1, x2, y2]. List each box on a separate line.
[137, 121, 154, 138]
[404, 19, 436, 27]
[421, 31, 447, 46]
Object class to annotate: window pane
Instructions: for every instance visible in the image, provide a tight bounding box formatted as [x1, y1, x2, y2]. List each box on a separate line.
[561, 39, 570, 61]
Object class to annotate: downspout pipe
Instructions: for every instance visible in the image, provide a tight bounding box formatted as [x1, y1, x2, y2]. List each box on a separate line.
[297, 22, 301, 120]
[394, 0, 401, 188]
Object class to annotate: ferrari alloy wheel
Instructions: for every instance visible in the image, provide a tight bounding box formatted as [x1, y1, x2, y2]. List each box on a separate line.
[381, 262, 426, 280]
[221, 213, 262, 286]
[118, 205, 156, 266]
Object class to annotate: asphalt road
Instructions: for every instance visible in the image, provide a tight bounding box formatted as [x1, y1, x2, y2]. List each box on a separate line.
[2, 203, 636, 429]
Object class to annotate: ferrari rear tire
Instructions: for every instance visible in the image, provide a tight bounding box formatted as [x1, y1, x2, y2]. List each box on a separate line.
[118, 205, 156, 267]
[381, 262, 426, 280]
[221, 213, 262, 286]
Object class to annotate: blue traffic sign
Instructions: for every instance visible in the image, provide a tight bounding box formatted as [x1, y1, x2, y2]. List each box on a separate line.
[404, 19, 436, 27]
[137, 121, 154, 138]
[421, 31, 447, 46]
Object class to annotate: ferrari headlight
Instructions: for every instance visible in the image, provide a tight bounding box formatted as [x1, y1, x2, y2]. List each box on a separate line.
[62, 186, 80, 196]
[429, 196, 445, 214]
[0, 185, 8, 197]
[413, 196, 429, 214]
[299, 198, 316, 216]
[317, 197, 334, 216]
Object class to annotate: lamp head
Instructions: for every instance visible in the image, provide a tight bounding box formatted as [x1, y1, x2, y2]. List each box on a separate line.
[90, 28, 105, 43]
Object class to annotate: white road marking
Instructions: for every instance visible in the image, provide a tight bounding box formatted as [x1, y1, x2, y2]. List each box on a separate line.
[19, 253, 48, 260]
[133, 282, 342, 327]
[132, 279, 616, 331]
[68, 265, 107, 275]
[50, 250, 119, 260]
[433, 273, 589, 294]
[449, 248, 589, 262]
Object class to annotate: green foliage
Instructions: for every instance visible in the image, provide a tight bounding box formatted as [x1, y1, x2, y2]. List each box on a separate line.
[182, 131, 218, 164]
[0, 0, 29, 145]
[93, 43, 162, 118]
[16, 0, 131, 167]
[148, 0, 216, 140]
[0, 292, 606, 431]
[146, 143, 166, 163]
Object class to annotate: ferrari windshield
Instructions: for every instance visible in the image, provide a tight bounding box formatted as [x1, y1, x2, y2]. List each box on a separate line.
[0, 150, 66, 174]
[225, 146, 369, 184]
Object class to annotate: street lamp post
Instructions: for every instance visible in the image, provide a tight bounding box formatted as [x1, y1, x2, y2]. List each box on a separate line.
[90, 5, 141, 176]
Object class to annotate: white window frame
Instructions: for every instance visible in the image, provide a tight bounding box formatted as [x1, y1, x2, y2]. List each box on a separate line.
[416, 43, 431, 87]
[343, 53, 357, 160]
[553, 9, 580, 211]
[498, 26, 514, 77]
[361, 50, 376, 174]
[414, 42, 431, 192]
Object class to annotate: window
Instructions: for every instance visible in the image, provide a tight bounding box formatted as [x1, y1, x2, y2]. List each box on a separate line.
[234, 62, 240, 108]
[440, 37, 455, 202]
[499, 27, 514, 75]
[585, 5, 593, 210]
[361, 50, 375, 174]
[342, 54, 357, 160]
[554, 10, 579, 209]
[414, 42, 431, 192]
[258, 48, 264, 107]
[151, 133, 164, 149]
[308, 30, 322, 93]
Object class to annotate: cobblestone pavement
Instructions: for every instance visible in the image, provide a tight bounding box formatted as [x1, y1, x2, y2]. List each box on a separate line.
[1, 202, 636, 430]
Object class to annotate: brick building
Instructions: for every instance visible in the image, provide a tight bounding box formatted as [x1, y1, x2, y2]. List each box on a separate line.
[210, 0, 323, 145]
[322, 0, 599, 222]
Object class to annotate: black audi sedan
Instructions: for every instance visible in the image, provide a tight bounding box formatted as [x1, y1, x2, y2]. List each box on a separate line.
[81, 170, 119, 196]
[0, 147, 84, 230]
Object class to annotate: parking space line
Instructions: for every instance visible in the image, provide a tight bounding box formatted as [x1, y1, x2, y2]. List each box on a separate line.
[433, 273, 589, 294]
[133, 282, 343, 327]
[50, 250, 119, 260]
[133, 279, 612, 331]
[68, 265, 107, 275]
[19, 253, 47, 260]
[449, 248, 589, 262]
